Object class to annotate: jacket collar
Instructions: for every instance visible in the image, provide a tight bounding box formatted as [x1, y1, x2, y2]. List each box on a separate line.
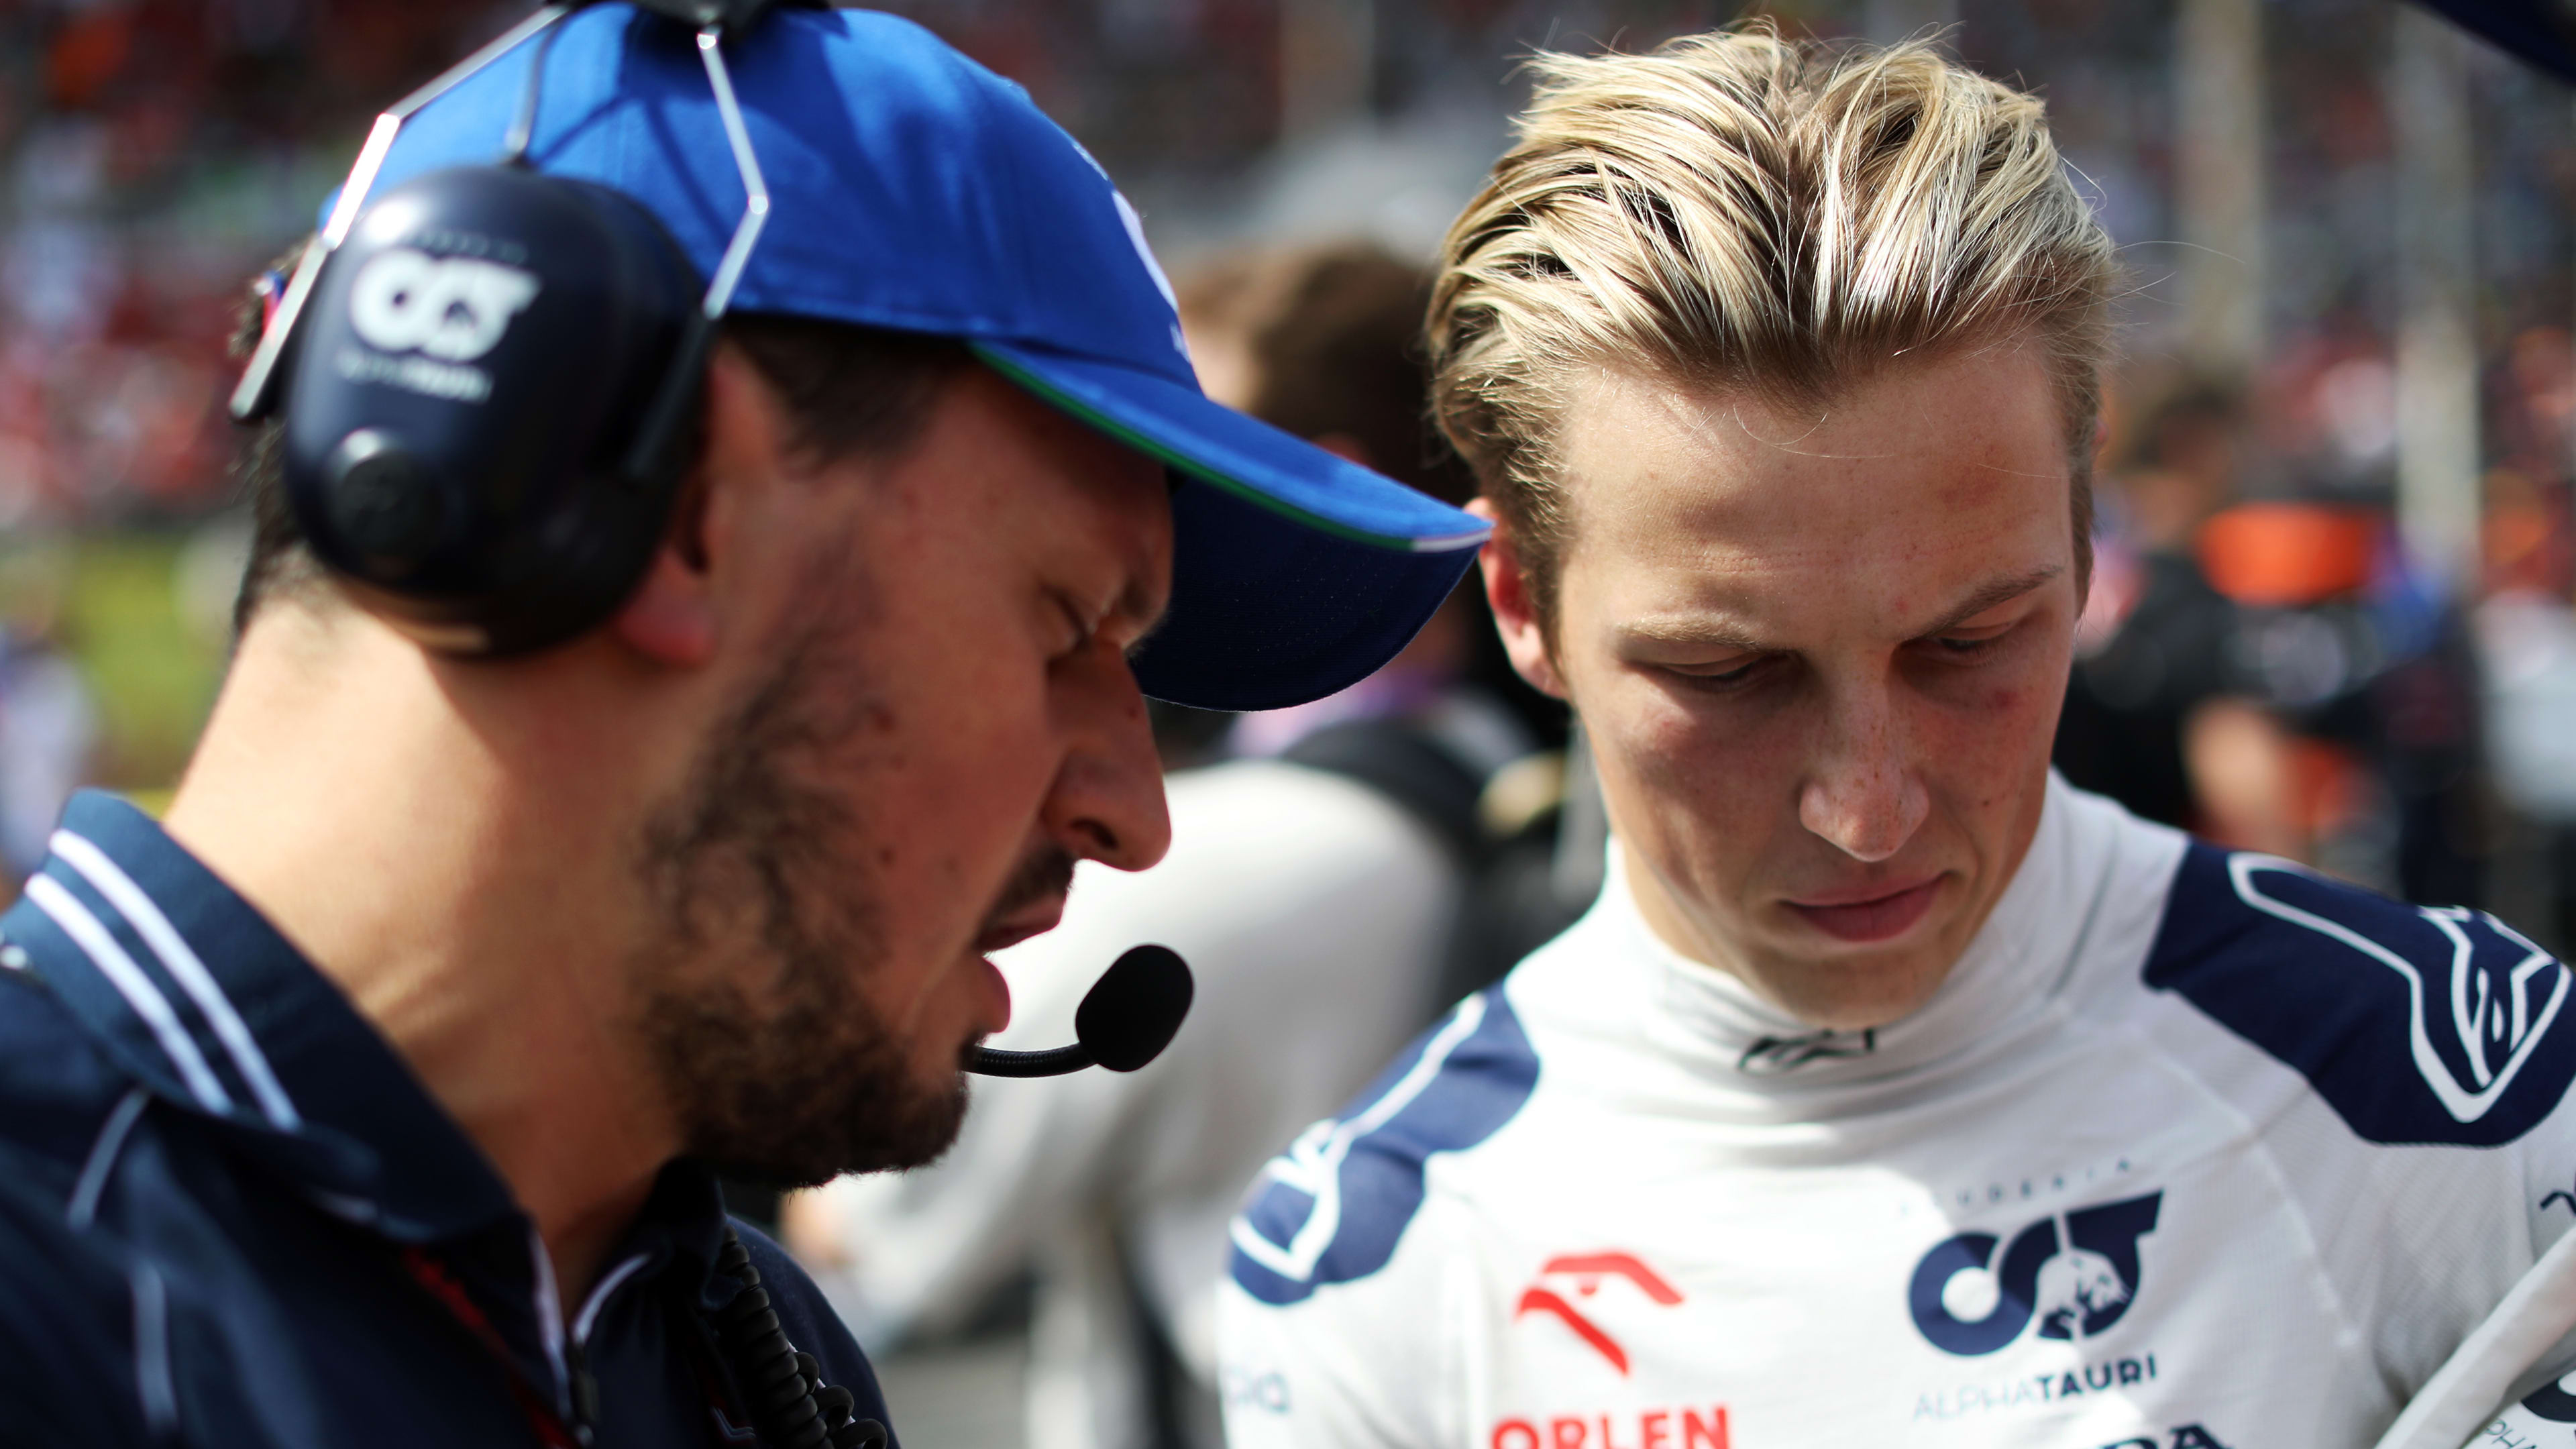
[1625, 772, 2095, 1087]
[1519, 772, 2174, 1123]
[1, 790, 519, 1241]
[0, 791, 756, 1412]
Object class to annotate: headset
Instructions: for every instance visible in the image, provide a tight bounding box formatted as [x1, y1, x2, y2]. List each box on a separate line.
[229, 0, 1200, 1078]
[229, 0, 812, 657]
[227, 11, 1199, 1442]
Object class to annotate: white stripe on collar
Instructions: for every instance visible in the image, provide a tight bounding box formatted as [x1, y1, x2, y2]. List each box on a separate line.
[529, 1226, 573, 1420]
[572, 1253, 652, 1347]
[131, 1260, 178, 1436]
[68, 1085, 151, 1230]
[24, 875, 235, 1115]
[50, 830, 302, 1131]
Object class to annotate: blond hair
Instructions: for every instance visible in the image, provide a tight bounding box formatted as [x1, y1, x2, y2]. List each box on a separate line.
[1429, 26, 2116, 625]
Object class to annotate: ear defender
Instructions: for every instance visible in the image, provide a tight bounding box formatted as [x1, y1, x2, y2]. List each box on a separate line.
[274, 165, 701, 655]
[231, 1, 798, 657]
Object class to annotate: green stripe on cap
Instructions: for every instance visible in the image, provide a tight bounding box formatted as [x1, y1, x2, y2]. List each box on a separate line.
[973, 343, 1482, 554]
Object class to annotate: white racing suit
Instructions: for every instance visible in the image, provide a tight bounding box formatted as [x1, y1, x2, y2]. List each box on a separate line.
[1218, 777, 2576, 1448]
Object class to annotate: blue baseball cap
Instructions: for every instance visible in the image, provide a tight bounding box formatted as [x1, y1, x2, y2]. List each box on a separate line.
[355, 3, 1487, 712]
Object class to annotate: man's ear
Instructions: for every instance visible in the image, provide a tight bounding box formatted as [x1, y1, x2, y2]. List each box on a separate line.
[1470, 497, 1567, 700]
[611, 345, 781, 667]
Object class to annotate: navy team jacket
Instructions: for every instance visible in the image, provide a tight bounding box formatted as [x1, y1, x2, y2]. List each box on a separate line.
[0, 792, 895, 1447]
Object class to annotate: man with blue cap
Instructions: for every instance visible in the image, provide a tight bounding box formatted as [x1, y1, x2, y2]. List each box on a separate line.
[0, 3, 1485, 1445]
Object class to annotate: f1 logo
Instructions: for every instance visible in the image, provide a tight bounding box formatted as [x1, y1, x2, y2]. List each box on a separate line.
[1513, 1252, 1683, 1375]
[347, 248, 541, 364]
[1908, 1191, 2161, 1356]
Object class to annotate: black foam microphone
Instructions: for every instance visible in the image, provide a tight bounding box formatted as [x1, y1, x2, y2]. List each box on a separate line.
[968, 945, 1193, 1078]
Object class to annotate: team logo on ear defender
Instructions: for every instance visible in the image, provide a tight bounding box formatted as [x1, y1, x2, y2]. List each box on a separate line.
[337, 248, 541, 405]
[347, 249, 541, 364]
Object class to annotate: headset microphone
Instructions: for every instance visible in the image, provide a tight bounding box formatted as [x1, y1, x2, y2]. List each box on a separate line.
[969, 945, 1193, 1078]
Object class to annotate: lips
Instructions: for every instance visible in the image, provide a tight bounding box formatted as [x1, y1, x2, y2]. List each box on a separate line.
[973, 955, 1012, 1040]
[972, 905, 1063, 956]
[1783, 877, 1943, 943]
[963, 899, 1061, 1043]
[979, 847, 1077, 953]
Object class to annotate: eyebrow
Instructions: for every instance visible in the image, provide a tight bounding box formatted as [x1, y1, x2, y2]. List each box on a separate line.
[1618, 616, 1769, 652]
[1617, 565, 2063, 653]
[1916, 566, 2062, 637]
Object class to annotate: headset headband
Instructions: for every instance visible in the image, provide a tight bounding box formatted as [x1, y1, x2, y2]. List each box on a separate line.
[231, 0, 802, 479]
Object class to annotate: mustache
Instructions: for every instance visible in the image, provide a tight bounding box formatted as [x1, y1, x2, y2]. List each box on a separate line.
[981, 845, 1077, 932]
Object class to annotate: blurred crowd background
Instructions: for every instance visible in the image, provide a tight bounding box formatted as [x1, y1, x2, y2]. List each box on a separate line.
[5, 0, 2575, 888]
[4, 0, 2576, 1441]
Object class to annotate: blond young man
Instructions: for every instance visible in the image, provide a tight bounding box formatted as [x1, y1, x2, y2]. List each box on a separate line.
[1217, 30, 2576, 1449]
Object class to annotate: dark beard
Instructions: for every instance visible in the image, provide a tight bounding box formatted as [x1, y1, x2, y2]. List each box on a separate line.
[629, 604, 965, 1191]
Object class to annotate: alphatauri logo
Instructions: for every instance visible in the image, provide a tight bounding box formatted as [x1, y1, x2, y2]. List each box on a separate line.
[347, 249, 541, 363]
[1908, 1191, 2161, 1356]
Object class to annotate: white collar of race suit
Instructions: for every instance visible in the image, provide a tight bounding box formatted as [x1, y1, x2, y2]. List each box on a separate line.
[1550, 772, 2151, 1114]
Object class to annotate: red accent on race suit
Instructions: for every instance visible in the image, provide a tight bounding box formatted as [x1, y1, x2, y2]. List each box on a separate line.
[1513, 1251, 1688, 1374]
[1490, 1407, 1731, 1449]
[1536, 1252, 1684, 1304]
[1515, 1287, 1630, 1373]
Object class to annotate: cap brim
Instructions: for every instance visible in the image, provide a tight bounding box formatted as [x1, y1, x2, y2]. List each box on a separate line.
[974, 341, 1489, 712]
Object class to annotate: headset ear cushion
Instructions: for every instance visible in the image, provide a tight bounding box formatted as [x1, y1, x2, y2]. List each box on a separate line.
[280, 164, 701, 655]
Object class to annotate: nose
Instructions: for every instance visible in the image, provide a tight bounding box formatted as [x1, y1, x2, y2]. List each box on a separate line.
[1796, 673, 1929, 863]
[1040, 636, 1173, 873]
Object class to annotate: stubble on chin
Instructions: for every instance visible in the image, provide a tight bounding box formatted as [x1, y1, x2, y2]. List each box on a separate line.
[627, 580, 970, 1190]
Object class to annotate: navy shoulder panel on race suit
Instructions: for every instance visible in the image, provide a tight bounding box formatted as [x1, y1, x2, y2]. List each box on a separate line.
[2145, 841, 2576, 1146]
[1229, 987, 1540, 1306]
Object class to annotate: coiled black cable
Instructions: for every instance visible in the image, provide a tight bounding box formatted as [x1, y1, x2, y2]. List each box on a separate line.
[712, 1227, 888, 1449]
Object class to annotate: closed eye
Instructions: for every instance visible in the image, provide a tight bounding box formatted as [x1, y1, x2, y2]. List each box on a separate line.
[1049, 592, 1095, 661]
[1919, 622, 2017, 661]
[1665, 653, 1779, 689]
